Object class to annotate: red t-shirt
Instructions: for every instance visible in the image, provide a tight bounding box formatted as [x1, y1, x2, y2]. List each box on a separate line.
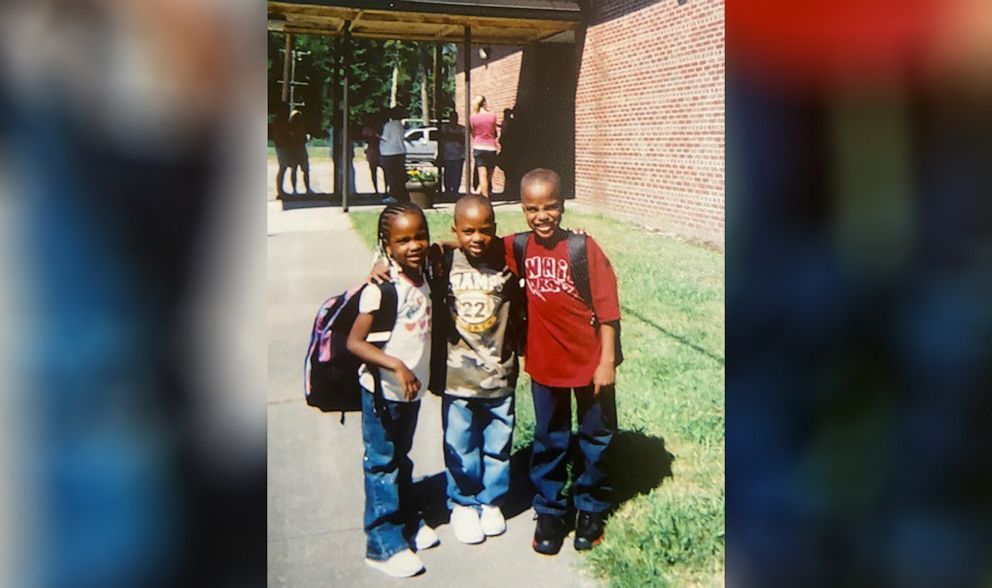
[503, 233, 621, 388]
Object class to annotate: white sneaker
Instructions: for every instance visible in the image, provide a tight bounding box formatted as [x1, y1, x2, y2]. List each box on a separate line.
[365, 549, 424, 578]
[450, 505, 485, 544]
[480, 505, 506, 536]
[414, 525, 440, 550]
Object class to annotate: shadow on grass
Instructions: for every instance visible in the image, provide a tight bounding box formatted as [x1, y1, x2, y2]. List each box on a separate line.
[623, 307, 724, 366]
[496, 430, 675, 523]
[409, 430, 673, 527]
[608, 430, 675, 506]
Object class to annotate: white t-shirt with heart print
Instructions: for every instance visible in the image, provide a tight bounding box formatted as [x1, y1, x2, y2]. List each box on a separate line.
[357, 269, 432, 402]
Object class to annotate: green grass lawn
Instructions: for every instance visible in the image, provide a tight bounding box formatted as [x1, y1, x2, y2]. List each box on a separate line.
[352, 207, 724, 587]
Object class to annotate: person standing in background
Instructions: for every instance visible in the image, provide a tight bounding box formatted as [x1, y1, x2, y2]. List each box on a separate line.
[497, 107, 520, 201]
[440, 111, 466, 197]
[469, 96, 498, 199]
[271, 103, 293, 199]
[379, 106, 409, 203]
[288, 109, 313, 195]
[362, 114, 385, 196]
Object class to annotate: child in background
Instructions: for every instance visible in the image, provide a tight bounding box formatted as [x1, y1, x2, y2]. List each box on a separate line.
[435, 195, 522, 544]
[287, 109, 313, 195]
[346, 202, 439, 578]
[361, 115, 384, 195]
[271, 103, 293, 199]
[503, 169, 621, 555]
[440, 111, 466, 196]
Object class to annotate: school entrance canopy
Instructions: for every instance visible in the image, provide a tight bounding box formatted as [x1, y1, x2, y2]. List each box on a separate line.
[268, 0, 581, 45]
[268, 0, 582, 209]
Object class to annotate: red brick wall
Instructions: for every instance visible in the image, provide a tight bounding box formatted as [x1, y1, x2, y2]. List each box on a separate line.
[456, 0, 725, 246]
[454, 46, 522, 194]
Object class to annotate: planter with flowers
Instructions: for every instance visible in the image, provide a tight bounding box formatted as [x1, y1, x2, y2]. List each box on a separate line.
[405, 168, 439, 209]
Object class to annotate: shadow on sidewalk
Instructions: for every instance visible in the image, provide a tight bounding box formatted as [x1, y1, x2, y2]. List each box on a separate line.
[409, 450, 536, 527]
[276, 191, 521, 211]
[409, 447, 537, 527]
[277, 193, 382, 210]
[505, 447, 537, 519]
[412, 473, 449, 528]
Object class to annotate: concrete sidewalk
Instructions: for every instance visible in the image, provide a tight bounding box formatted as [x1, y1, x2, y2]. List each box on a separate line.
[266, 175, 600, 586]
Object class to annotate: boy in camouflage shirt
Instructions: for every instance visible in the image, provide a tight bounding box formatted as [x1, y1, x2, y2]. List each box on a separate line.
[434, 195, 522, 544]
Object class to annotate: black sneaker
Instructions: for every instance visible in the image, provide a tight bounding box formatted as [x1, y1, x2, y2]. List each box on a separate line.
[574, 511, 606, 551]
[532, 514, 568, 555]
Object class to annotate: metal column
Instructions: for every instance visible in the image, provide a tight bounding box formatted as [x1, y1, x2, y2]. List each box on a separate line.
[331, 35, 341, 198]
[281, 34, 292, 102]
[433, 43, 441, 124]
[342, 21, 352, 212]
[463, 27, 472, 196]
[433, 43, 441, 175]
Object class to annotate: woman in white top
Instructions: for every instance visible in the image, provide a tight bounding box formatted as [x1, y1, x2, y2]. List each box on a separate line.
[379, 106, 409, 203]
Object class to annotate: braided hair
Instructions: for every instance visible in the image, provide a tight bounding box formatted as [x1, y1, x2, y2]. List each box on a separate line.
[376, 201, 430, 260]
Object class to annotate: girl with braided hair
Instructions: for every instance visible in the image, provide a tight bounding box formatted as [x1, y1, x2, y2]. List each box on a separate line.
[346, 202, 438, 577]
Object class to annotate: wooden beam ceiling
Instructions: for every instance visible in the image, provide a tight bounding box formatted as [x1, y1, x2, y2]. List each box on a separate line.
[269, 1, 578, 45]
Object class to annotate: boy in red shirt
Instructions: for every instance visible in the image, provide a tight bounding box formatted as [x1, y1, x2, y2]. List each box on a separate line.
[504, 169, 620, 555]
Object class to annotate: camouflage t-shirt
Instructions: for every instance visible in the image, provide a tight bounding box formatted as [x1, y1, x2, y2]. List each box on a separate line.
[444, 248, 519, 398]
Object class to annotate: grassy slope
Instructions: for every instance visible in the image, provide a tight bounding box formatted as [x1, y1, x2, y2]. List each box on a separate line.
[352, 207, 724, 587]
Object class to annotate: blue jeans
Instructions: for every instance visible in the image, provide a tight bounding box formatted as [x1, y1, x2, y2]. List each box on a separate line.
[442, 158, 464, 194]
[443, 394, 515, 510]
[530, 381, 617, 517]
[380, 154, 408, 201]
[361, 389, 424, 560]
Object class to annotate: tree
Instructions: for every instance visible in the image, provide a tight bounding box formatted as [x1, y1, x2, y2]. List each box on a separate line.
[268, 34, 457, 133]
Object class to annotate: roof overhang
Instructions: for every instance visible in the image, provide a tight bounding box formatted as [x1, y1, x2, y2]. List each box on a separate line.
[267, 0, 582, 45]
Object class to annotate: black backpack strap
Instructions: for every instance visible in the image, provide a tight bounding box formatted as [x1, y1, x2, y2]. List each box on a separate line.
[428, 245, 455, 395]
[512, 231, 531, 279]
[443, 243, 455, 276]
[428, 244, 455, 324]
[368, 281, 399, 436]
[368, 281, 398, 344]
[508, 232, 532, 357]
[506, 255, 528, 357]
[567, 234, 624, 366]
[567, 233, 594, 320]
[442, 245, 458, 344]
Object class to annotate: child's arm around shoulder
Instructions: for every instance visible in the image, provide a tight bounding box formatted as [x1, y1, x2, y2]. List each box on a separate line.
[345, 285, 421, 400]
[428, 242, 455, 281]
